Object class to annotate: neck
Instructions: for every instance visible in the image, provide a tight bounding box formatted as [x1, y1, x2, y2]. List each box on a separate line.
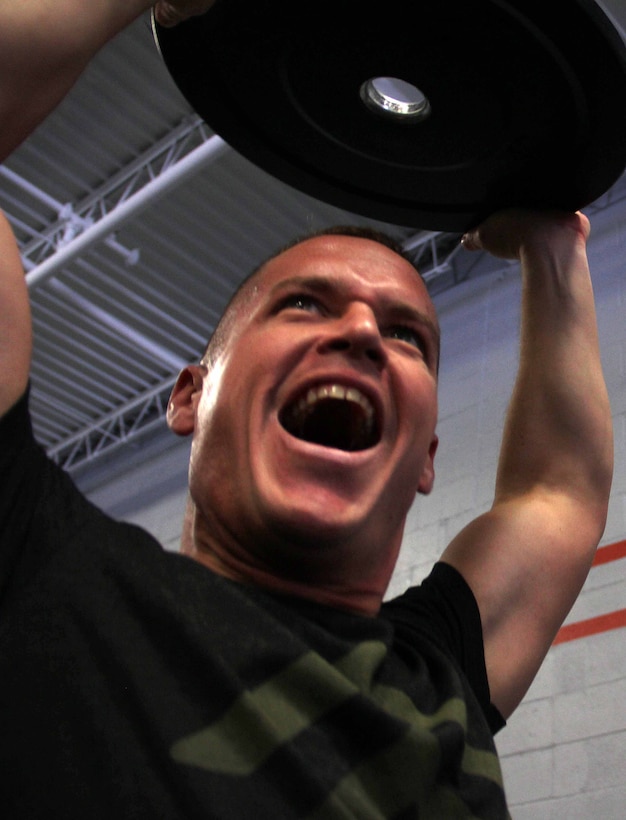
[179, 499, 395, 616]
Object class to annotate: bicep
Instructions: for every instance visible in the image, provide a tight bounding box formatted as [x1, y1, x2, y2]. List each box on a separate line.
[440, 492, 602, 718]
[0, 211, 31, 417]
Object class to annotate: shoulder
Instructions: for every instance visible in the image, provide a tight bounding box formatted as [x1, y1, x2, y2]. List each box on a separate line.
[382, 562, 505, 733]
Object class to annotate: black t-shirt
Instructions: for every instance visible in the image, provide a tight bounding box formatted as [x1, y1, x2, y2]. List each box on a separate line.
[0, 392, 508, 818]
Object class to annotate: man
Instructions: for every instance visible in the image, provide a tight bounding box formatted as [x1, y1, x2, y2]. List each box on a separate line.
[0, 1, 614, 818]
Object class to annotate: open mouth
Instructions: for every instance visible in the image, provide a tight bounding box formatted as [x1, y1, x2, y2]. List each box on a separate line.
[279, 384, 380, 452]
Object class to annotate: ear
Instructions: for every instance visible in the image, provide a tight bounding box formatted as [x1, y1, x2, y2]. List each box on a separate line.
[417, 434, 438, 496]
[166, 365, 206, 437]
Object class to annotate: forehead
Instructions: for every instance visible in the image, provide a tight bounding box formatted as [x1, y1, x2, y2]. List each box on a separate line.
[254, 235, 437, 319]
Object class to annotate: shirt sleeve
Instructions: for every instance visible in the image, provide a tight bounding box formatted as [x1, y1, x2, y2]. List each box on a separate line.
[381, 561, 506, 734]
[0, 387, 93, 602]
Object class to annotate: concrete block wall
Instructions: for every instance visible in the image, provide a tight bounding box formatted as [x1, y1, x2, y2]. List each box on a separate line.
[90, 196, 626, 817]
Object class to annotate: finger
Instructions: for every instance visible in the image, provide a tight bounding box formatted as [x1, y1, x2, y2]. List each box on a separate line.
[460, 230, 482, 252]
[154, 0, 216, 27]
[154, 3, 182, 28]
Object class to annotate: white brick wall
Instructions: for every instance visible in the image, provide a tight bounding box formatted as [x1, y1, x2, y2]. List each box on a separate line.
[92, 196, 626, 816]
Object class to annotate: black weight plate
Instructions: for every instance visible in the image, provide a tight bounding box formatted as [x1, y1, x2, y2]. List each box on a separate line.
[154, 0, 626, 231]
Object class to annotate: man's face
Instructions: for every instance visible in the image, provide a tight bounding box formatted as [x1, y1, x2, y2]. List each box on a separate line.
[182, 235, 439, 593]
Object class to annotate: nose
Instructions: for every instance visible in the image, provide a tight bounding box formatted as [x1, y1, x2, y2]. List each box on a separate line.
[319, 303, 386, 366]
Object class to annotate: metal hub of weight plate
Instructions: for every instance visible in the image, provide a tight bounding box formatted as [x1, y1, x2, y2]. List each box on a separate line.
[153, 0, 626, 231]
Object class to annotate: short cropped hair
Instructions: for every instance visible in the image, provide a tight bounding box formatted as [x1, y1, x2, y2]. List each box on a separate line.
[202, 225, 429, 366]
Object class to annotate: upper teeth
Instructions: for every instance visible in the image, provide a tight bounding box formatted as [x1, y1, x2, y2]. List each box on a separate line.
[295, 384, 375, 426]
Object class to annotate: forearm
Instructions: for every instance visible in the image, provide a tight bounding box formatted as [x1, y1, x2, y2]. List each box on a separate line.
[0, 0, 153, 160]
[495, 215, 613, 517]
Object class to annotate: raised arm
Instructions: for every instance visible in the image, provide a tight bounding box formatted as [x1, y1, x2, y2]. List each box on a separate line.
[0, 212, 31, 417]
[0, 0, 215, 413]
[441, 210, 613, 719]
[0, 0, 215, 162]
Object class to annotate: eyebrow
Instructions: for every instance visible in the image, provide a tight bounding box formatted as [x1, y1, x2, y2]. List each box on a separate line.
[267, 274, 340, 300]
[268, 274, 441, 367]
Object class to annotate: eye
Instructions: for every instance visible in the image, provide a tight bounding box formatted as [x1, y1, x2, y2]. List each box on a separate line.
[278, 293, 323, 314]
[386, 325, 427, 354]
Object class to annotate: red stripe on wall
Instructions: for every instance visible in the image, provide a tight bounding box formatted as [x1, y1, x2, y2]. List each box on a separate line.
[553, 540, 626, 645]
[554, 608, 626, 645]
[592, 539, 626, 567]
